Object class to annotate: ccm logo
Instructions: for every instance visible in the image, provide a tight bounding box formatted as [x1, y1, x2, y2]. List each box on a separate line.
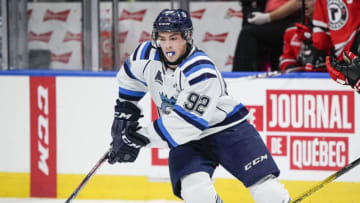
[115, 112, 132, 119]
[245, 154, 268, 171]
[37, 86, 50, 176]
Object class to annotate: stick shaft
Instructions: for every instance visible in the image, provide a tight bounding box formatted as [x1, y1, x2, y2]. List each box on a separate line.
[290, 157, 360, 203]
[238, 66, 305, 81]
[65, 149, 110, 203]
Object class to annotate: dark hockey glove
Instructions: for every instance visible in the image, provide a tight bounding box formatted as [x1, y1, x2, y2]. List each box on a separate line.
[108, 121, 150, 164]
[108, 99, 145, 164]
[299, 42, 327, 72]
[326, 51, 360, 93]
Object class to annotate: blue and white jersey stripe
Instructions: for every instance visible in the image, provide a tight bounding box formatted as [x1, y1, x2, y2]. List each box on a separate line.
[123, 59, 147, 86]
[153, 118, 179, 148]
[132, 41, 161, 61]
[118, 87, 146, 101]
[173, 105, 209, 130]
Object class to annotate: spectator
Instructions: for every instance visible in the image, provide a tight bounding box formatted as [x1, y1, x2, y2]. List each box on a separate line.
[233, 0, 301, 72]
[279, 0, 327, 72]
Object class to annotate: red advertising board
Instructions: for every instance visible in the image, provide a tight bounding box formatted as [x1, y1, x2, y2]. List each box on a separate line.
[290, 136, 348, 171]
[30, 77, 57, 197]
[266, 90, 354, 133]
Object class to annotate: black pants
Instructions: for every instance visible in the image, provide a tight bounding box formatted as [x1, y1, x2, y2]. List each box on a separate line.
[233, 16, 299, 71]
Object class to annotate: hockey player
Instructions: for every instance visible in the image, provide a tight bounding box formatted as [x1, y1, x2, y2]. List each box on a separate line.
[107, 9, 291, 203]
[279, 0, 328, 72]
[312, 0, 360, 62]
[326, 51, 360, 93]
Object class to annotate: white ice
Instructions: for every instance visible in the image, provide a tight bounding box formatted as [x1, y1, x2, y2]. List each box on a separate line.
[0, 198, 182, 203]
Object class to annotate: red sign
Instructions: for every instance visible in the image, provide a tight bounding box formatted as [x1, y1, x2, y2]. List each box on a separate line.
[202, 32, 228, 43]
[119, 31, 129, 44]
[191, 9, 206, 19]
[43, 9, 70, 22]
[30, 77, 57, 197]
[267, 136, 287, 156]
[63, 31, 82, 42]
[225, 55, 233, 66]
[246, 105, 264, 131]
[290, 136, 348, 171]
[266, 90, 354, 133]
[119, 9, 146, 22]
[51, 52, 72, 64]
[28, 9, 33, 21]
[29, 31, 53, 43]
[226, 8, 243, 18]
[119, 52, 130, 67]
[138, 31, 151, 44]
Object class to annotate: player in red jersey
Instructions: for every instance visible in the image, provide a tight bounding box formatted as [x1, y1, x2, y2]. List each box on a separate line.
[312, 0, 360, 60]
[279, 0, 328, 72]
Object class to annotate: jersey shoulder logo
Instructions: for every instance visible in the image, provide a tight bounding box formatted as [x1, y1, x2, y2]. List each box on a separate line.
[327, 0, 348, 31]
[155, 70, 163, 85]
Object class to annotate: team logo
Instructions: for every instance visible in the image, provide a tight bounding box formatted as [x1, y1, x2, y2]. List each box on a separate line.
[327, 0, 348, 31]
[160, 92, 176, 114]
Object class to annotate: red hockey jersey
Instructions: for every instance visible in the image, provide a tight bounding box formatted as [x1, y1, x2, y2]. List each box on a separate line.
[280, 23, 311, 71]
[312, 0, 360, 60]
[280, 26, 302, 71]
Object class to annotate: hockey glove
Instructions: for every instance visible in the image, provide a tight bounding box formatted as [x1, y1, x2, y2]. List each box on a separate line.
[326, 51, 360, 92]
[108, 99, 145, 164]
[298, 42, 327, 72]
[295, 23, 311, 41]
[248, 12, 271, 25]
[108, 121, 150, 164]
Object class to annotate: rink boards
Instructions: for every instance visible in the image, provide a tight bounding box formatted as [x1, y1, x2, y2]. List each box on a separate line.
[0, 71, 359, 202]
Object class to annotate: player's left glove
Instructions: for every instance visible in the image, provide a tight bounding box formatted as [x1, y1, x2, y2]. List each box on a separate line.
[108, 99, 149, 164]
[326, 51, 360, 93]
[109, 121, 150, 164]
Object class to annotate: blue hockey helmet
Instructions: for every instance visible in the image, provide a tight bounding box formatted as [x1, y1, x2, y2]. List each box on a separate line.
[152, 9, 193, 47]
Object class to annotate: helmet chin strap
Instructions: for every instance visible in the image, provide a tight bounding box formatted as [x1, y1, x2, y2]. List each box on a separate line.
[160, 43, 192, 67]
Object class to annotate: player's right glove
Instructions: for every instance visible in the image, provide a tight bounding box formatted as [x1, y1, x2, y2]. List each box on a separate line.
[108, 99, 149, 164]
[326, 51, 360, 93]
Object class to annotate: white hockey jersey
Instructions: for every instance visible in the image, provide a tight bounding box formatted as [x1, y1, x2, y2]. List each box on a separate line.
[116, 41, 249, 148]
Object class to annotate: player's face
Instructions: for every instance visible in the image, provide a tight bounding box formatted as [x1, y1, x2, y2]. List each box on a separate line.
[158, 32, 187, 65]
[305, 0, 315, 18]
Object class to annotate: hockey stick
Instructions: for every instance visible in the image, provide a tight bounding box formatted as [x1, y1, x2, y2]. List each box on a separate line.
[65, 148, 110, 203]
[290, 156, 360, 203]
[238, 66, 305, 81]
